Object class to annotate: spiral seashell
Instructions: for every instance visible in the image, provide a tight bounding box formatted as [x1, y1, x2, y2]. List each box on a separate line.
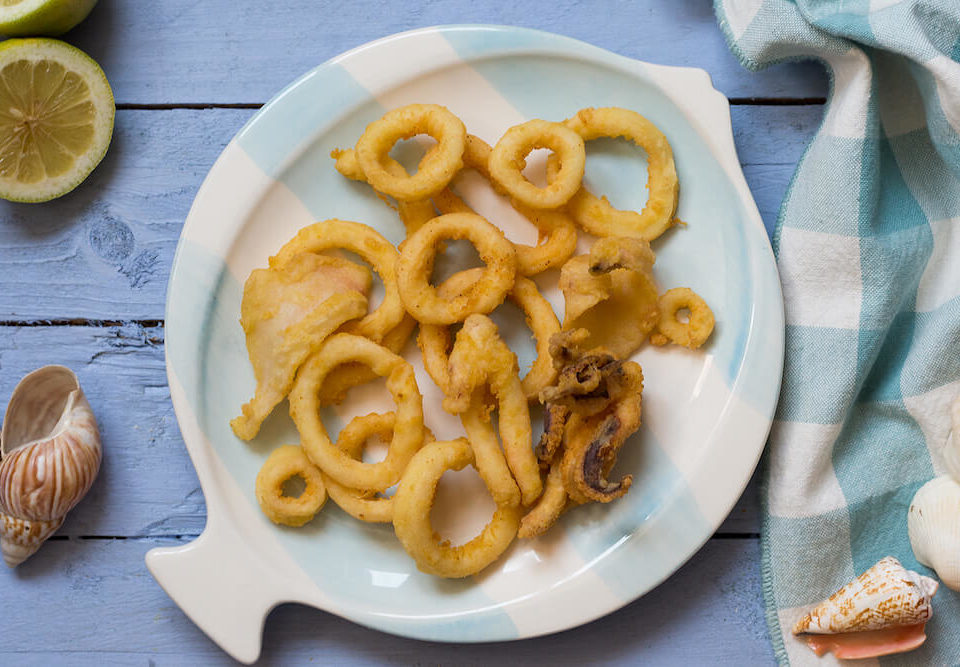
[0, 366, 102, 567]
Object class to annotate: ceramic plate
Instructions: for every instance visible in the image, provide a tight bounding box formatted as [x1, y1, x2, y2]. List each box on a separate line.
[147, 25, 784, 664]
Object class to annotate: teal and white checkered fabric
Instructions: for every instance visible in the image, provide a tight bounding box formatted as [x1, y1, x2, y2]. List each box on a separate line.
[715, 1, 960, 664]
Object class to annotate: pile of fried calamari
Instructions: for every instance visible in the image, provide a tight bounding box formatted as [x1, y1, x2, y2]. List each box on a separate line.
[232, 103, 715, 578]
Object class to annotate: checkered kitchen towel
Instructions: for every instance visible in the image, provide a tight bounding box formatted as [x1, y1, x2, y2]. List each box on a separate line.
[715, 1, 960, 664]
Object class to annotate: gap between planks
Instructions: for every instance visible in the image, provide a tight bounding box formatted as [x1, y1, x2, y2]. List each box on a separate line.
[114, 97, 826, 111]
[0, 319, 163, 328]
[47, 532, 761, 541]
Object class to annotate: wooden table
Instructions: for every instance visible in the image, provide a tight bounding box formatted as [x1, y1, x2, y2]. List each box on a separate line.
[0, 2, 826, 663]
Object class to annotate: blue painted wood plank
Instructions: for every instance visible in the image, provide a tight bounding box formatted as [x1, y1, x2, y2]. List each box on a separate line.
[0, 108, 242, 322]
[0, 536, 772, 663]
[0, 105, 820, 321]
[57, 1, 827, 105]
[0, 324, 759, 537]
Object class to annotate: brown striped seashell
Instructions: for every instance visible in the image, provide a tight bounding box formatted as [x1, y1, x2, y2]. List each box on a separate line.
[792, 556, 938, 659]
[0, 366, 102, 567]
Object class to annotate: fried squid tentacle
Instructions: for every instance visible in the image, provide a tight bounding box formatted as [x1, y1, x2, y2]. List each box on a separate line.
[521, 329, 645, 535]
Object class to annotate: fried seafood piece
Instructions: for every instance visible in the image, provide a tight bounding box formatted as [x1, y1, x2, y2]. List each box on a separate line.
[434, 134, 578, 276]
[316, 314, 417, 406]
[396, 212, 518, 325]
[489, 119, 586, 210]
[355, 103, 466, 201]
[289, 334, 426, 493]
[331, 147, 436, 238]
[559, 236, 659, 359]
[230, 253, 371, 440]
[517, 459, 567, 539]
[558, 365, 642, 505]
[649, 287, 715, 350]
[520, 330, 644, 535]
[547, 107, 679, 242]
[269, 220, 418, 406]
[418, 267, 560, 401]
[393, 438, 522, 578]
[322, 412, 409, 523]
[444, 314, 542, 507]
[270, 220, 407, 344]
[255, 444, 327, 527]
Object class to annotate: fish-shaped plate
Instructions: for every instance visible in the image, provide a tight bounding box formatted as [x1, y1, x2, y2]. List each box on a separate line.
[148, 24, 784, 663]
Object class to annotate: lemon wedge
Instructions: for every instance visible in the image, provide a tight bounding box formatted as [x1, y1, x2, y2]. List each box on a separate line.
[0, 0, 98, 37]
[0, 38, 114, 203]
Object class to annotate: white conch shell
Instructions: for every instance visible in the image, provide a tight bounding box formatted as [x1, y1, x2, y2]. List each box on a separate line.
[792, 556, 938, 635]
[0, 366, 102, 567]
[908, 392, 960, 590]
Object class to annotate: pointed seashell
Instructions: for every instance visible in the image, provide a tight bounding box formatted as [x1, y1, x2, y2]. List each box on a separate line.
[793, 556, 937, 634]
[0, 366, 102, 566]
[792, 557, 937, 658]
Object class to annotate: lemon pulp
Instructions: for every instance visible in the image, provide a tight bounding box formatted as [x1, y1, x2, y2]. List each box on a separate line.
[0, 39, 113, 202]
[0, 58, 96, 183]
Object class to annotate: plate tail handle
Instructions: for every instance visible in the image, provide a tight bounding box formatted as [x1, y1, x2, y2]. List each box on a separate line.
[146, 527, 279, 664]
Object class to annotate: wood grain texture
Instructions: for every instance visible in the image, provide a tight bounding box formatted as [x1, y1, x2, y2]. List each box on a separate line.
[0, 535, 772, 664]
[0, 105, 820, 321]
[0, 325, 759, 538]
[60, 0, 827, 105]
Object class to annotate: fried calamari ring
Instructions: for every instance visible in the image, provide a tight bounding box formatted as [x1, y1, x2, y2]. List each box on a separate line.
[289, 334, 425, 491]
[271, 220, 406, 345]
[548, 107, 678, 241]
[392, 438, 521, 577]
[325, 414, 437, 523]
[434, 135, 577, 275]
[317, 314, 417, 406]
[457, 402, 522, 508]
[331, 147, 436, 238]
[443, 315, 542, 507]
[355, 103, 466, 201]
[323, 412, 397, 523]
[255, 445, 327, 527]
[396, 212, 517, 325]
[652, 287, 715, 349]
[417, 314, 454, 395]
[489, 119, 585, 210]
[418, 268, 559, 400]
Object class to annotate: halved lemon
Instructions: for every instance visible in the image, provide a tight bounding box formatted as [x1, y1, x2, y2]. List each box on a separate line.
[0, 0, 98, 37]
[0, 38, 114, 202]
